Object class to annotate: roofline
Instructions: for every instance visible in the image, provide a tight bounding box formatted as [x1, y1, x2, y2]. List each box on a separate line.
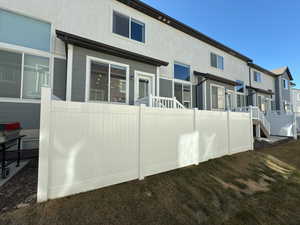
[115, 0, 253, 63]
[246, 86, 274, 95]
[194, 71, 239, 86]
[285, 67, 294, 81]
[248, 63, 277, 77]
[56, 30, 169, 67]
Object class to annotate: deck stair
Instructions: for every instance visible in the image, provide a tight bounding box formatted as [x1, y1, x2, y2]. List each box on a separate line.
[236, 106, 271, 138]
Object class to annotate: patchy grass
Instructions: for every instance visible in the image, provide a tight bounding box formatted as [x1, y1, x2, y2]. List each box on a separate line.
[1, 140, 300, 225]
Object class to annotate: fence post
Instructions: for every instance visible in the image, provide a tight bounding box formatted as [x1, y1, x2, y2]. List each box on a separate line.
[227, 110, 231, 155]
[37, 87, 52, 202]
[293, 112, 298, 140]
[193, 108, 199, 165]
[149, 94, 153, 108]
[173, 97, 176, 109]
[249, 106, 254, 150]
[138, 104, 145, 180]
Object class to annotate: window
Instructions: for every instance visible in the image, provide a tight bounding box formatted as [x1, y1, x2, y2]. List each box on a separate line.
[236, 80, 245, 93]
[236, 94, 246, 108]
[226, 91, 235, 111]
[254, 71, 262, 83]
[87, 57, 128, 104]
[211, 85, 225, 110]
[174, 62, 190, 81]
[282, 79, 289, 89]
[113, 11, 145, 43]
[0, 49, 50, 100]
[210, 53, 224, 70]
[174, 82, 191, 108]
[0, 9, 51, 52]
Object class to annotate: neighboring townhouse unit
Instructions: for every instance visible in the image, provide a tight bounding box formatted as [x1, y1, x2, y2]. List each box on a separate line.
[0, 0, 296, 143]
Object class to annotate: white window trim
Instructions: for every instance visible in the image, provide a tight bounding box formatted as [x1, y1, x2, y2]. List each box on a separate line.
[0, 45, 51, 103]
[134, 70, 156, 102]
[85, 56, 130, 104]
[111, 10, 146, 44]
[210, 83, 226, 111]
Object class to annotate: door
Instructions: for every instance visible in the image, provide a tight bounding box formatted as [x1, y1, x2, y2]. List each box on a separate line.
[134, 71, 155, 102]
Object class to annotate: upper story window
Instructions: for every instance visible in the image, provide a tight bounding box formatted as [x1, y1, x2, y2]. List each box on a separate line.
[235, 80, 245, 93]
[113, 11, 145, 43]
[210, 53, 224, 70]
[282, 79, 289, 89]
[0, 9, 51, 52]
[174, 62, 190, 81]
[253, 71, 262, 83]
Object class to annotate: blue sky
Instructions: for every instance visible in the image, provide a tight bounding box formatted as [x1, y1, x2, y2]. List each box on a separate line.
[141, 0, 299, 87]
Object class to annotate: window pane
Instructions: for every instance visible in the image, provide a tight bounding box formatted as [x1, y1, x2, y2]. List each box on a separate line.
[236, 80, 244, 93]
[110, 64, 127, 103]
[217, 87, 225, 109]
[22, 54, 49, 99]
[113, 11, 129, 38]
[183, 85, 191, 108]
[217, 55, 224, 70]
[174, 83, 183, 103]
[131, 19, 145, 43]
[211, 53, 217, 68]
[211, 86, 218, 109]
[0, 9, 51, 52]
[90, 62, 109, 101]
[139, 79, 149, 99]
[0, 50, 22, 98]
[174, 63, 190, 81]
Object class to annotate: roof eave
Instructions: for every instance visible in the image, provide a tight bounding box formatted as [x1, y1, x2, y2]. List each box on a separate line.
[115, 0, 252, 63]
[56, 30, 169, 67]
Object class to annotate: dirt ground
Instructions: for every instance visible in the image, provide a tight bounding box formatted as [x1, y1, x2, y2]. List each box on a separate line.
[1, 140, 300, 225]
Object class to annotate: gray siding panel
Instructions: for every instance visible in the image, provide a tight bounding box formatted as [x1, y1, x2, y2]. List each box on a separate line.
[53, 58, 67, 100]
[72, 46, 157, 104]
[159, 78, 172, 98]
[192, 85, 197, 108]
[0, 103, 40, 129]
[275, 78, 281, 110]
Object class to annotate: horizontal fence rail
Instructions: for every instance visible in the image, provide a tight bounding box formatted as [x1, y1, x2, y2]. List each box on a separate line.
[38, 88, 253, 202]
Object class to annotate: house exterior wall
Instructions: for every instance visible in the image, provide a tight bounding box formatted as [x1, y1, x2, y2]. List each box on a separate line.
[250, 68, 275, 93]
[292, 89, 300, 112]
[275, 72, 292, 111]
[0, 0, 250, 85]
[53, 58, 67, 100]
[0, 102, 40, 129]
[72, 46, 157, 104]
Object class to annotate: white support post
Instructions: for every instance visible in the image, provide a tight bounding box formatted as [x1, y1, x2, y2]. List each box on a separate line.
[173, 97, 176, 109]
[256, 123, 261, 139]
[149, 94, 153, 107]
[227, 110, 231, 155]
[203, 80, 207, 110]
[156, 67, 160, 97]
[193, 108, 199, 165]
[66, 44, 74, 101]
[37, 87, 52, 203]
[138, 104, 145, 180]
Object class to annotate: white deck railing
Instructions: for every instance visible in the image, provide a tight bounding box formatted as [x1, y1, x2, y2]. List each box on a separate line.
[136, 95, 185, 109]
[236, 106, 271, 135]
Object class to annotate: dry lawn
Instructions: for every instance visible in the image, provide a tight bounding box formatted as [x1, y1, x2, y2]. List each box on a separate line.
[1, 139, 300, 225]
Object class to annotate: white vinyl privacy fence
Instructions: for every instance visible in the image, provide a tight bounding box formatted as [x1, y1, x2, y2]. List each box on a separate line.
[38, 88, 253, 202]
[266, 111, 297, 139]
[296, 113, 300, 133]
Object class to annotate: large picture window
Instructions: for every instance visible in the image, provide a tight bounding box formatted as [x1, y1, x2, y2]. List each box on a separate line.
[211, 85, 225, 110]
[0, 9, 51, 52]
[87, 57, 129, 104]
[113, 11, 145, 43]
[174, 62, 190, 81]
[0, 49, 50, 100]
